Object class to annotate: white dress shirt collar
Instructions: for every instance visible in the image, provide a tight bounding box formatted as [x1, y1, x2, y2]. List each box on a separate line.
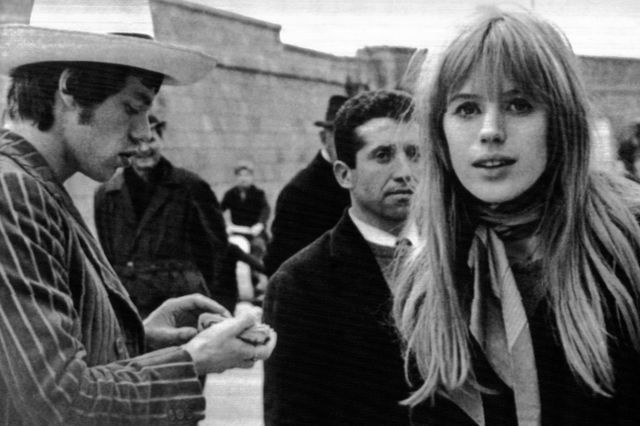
[348, 208, 398, 247]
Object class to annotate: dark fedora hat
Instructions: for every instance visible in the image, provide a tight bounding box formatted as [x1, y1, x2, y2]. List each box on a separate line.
[314, 95, 348, 128]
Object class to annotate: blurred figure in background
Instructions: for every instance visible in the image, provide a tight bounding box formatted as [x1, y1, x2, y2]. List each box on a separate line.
[95, 114, 228, 317]
[617, 120, 640, 182]
[222, 160, 270, 301]
[264, 95, 351, 276]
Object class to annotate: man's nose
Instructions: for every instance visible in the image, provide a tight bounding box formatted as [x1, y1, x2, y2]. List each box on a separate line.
[130, 113, 152, 145]
[479, 104, 505, 144]
[393, 153, 414, 183]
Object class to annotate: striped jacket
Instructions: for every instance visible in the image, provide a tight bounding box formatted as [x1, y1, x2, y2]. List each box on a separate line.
[0, 130, 205, 425]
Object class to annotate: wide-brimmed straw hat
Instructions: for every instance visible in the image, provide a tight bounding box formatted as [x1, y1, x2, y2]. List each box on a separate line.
[0, 0, 216, 85]
[314, 95, 348, 129]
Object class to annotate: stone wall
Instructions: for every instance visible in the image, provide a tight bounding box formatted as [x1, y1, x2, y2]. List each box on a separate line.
[0, 0, 390, 230]
[1, 0, 640, 230]
[580, 56, 640, 129]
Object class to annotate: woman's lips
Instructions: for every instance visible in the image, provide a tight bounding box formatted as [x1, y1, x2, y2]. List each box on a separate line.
[472, 156, 516, 169]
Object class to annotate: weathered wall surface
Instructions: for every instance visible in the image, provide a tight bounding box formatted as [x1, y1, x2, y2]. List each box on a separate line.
[580, 56, 640, 129]
[2, 0, 640, 230]
[0, 0, 385, 230]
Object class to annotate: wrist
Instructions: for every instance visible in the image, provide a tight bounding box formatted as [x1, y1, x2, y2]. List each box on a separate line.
[182, 337, 206, 376]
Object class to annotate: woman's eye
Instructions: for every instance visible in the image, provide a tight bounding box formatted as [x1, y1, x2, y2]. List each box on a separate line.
[506, 98, 533, 114]
[453, 102, 480, 117]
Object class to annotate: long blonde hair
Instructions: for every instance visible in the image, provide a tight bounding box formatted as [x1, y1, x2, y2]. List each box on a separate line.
[394, 8, 640, 405]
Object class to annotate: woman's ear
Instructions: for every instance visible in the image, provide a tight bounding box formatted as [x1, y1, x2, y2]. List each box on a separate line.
[333, 160, 354, 190]
[58, 69, 77, 109]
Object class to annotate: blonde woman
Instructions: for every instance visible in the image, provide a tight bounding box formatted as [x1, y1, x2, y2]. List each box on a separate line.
[394, 9, 640, 426]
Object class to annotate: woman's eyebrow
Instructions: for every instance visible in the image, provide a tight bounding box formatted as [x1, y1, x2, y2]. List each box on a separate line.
[501, 88, 525, 97]
[447, 92, 480, 103]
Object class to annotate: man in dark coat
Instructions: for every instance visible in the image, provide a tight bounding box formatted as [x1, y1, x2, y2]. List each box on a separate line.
[263, 90, 419, 425]
[95, 115, 228, 317]
[222, 160, 271, 234]
[222, 161, 271, 301]
[263, 95, 351, 276]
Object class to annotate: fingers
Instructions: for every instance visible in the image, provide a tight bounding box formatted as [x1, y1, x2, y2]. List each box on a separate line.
[148, 326, 198, 348]
[183, 314, 275, 374]
[254, 329, 277, 361]
[197, 312, 227, 332]
[173, 326, 198, 342]
[239, 304, 262, 322]
[187, 294, 232, 317]
[171, 294, 231, 317]
[239, 358, 256, 369]
[203, 311, 258, 340]
[241, 330, 277, 366]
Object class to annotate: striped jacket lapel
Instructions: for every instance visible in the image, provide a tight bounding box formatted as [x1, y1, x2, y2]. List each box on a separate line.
[0, 130, 140, 316]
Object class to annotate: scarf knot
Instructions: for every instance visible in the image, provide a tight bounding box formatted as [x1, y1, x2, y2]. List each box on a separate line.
[448, 200, 543, 426]
[472, 201, 542, 241]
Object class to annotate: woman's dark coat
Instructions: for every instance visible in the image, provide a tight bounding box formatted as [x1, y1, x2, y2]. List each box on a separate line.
[411, 259, 640, 426]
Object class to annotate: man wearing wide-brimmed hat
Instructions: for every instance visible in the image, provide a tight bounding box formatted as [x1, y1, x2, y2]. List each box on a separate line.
[0, 1, 275, 424]
[263, 95, 351, 276]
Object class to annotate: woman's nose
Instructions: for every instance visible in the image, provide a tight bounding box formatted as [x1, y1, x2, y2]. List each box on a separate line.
[479, 105, 505, 144]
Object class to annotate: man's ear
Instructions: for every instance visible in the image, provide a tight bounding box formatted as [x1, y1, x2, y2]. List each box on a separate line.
[333, 160, 354, 190]
[58, 69, 77, 109]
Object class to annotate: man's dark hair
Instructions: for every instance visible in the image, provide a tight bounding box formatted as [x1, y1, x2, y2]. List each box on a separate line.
[334, 90, 414, 168]
[7, 62, 164, 131]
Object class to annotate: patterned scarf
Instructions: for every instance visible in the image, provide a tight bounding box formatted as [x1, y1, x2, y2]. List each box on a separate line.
[449, 197, 544, 426]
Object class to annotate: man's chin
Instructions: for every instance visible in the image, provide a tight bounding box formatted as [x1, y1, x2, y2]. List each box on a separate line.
[87, 167, 117, 183]
[384, 206, 410, 222]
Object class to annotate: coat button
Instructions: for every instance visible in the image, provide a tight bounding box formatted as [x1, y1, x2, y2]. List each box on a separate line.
[175, 408, 185, 420]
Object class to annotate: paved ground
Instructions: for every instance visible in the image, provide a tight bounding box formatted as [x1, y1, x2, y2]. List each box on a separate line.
[200, 362, 264, 426]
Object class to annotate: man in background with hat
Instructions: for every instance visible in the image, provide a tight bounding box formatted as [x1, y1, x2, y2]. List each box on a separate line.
[263, 95, 351, 276]
[0, 1, 275, 424]
[94, 114, 229, 318]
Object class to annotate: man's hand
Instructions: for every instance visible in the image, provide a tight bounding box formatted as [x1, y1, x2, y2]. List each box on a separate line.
[182, 312, 277, 375]
[143, 294, 231, 351]
[250, 223, 264, 236]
